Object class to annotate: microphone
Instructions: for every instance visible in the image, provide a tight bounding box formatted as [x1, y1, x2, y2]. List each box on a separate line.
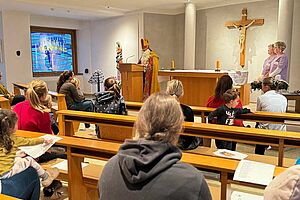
[126, 55, 135, 63]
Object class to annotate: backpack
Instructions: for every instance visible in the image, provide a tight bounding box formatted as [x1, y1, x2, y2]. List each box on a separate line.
[94, 91, 127, 138]
[94, 91, 127, 115]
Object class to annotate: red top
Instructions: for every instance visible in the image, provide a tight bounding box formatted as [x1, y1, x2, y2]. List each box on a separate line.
[13, 100, 52, 134]
[206, 96, 244, 126]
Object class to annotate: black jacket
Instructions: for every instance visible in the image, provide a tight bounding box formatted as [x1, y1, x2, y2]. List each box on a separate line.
[208, 105, 250, 125]
[178, 104, 201, 150]
[99, 139, 212, 200]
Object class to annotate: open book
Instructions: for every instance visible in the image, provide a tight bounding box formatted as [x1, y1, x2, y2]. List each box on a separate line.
[18, 135, 62, 159]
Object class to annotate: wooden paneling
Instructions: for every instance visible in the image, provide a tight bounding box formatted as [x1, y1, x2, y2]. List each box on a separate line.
[159, 70, 250, 106]
[119, 63, 144, 102]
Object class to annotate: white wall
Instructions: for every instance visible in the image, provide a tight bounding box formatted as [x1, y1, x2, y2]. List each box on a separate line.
[0, 13, 92, 92]
[143, 13, 185, 69]
[144, 13, 177, 69]
[90, 13, 141, 93]
[2, 11, 32, 92]
[197, 0, 279, 83]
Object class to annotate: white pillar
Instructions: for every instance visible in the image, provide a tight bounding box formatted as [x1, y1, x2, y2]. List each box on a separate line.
[277, 0, 294, 80]
[184, 2, 196, 70]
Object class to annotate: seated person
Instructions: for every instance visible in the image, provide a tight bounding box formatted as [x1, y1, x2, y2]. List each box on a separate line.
[0, 110, 59, 187]
[57, 71, 93, 128]
[264, 163, 300, 200]
[98, 93, 212, 200]
[13, 80, 53, 134]
[166, 79, 201, 150]
[206, 75, 244, 149]
[94, 77, 127, 137]
[0, 71, 25, 106]
[208, 89, 250, 150]
[13, 80, 66, 162]
[41, 95, 59, 135]
[255, 77, 287, 155]
[70, 77, 84, 97]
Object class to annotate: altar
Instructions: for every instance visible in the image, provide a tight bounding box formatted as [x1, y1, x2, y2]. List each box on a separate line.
[158, 70, 250, 107]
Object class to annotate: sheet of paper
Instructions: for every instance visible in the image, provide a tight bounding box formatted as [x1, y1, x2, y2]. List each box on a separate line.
[18, 135, 62, 159]
[213, 149, 248, 160]
[231, 191, 263, 200]
[51, 160, 89, 171]
[233, 160, 275, 186]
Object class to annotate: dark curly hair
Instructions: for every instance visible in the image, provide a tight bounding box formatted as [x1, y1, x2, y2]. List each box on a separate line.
[0, 110, 18, 153]
[57, 70, 73, 92]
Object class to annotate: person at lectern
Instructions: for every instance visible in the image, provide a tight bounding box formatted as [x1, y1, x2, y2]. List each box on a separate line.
[138, 38, 160, 100]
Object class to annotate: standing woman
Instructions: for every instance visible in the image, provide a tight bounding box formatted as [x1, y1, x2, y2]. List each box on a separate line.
[166, 79, 201, 150]
[269, 41, 288, 81]
[57, 70, 93, 113]
[206, 75, 244, 149]
[13, 80, 52, 134]
[261, 44, 276, 79]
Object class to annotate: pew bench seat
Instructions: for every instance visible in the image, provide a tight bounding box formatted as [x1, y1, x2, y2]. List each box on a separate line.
[0, 194, 20, 200]
[41, 158, 104, 197]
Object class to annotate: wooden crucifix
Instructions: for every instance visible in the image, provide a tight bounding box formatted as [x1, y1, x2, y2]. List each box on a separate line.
[225, 8, 264, 68]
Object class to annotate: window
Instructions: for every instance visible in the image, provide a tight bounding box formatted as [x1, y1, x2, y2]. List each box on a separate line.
[31, 26, 78, 77]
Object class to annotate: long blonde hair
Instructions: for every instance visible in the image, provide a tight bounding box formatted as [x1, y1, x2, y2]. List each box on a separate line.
[166, 79, 184, 98]
[26, 80, 48, 112]
[134, 93, 184, 145]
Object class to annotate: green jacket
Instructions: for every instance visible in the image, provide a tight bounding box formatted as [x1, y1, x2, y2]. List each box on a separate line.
[0, 135, 43, 175]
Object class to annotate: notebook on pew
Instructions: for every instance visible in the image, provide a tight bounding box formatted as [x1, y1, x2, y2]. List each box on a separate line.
[51, 160, 89, 171]
[233, 160, 275, 186]
[231, 191, 263, 200]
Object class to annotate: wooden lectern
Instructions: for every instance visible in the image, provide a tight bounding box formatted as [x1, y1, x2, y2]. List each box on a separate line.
[119, 63, 144, 102]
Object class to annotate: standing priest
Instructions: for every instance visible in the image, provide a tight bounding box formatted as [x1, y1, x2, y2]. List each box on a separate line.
[139, 38, 160, 100]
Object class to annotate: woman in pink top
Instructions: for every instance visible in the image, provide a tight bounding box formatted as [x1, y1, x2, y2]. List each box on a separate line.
[13, 80, 52, 134]
[261, 44, 276, 78]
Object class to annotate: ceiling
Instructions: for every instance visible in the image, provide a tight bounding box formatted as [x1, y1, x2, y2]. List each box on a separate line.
[0, 0, 266, 20]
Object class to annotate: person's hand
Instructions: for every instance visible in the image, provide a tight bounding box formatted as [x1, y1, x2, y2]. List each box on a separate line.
[43, 139, 53, 146]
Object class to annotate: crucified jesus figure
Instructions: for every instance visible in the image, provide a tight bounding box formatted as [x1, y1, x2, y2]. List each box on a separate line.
[233, 20, 255, 53]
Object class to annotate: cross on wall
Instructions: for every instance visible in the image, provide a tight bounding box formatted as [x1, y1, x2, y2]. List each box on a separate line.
[225, 8, 264, 68]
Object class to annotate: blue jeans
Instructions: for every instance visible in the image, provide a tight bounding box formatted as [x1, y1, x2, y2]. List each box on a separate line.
[1, 167, 40, 200]
[69, 100, 94, 112]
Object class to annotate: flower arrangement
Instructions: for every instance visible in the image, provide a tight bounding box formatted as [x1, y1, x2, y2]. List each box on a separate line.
[250, 81, 262, 91]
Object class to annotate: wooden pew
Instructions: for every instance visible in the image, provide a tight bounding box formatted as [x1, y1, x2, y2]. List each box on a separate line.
[0, 194, 20, 200]
[126, 101, 300, 125]
[0, 96, 11, 109]
[57, 109, 300, 167]
[16, 130, 287, 200]
[12, 83, 29, 95]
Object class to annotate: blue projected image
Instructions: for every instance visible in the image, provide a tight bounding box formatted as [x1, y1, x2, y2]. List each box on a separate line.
[31, 32, 73, 73]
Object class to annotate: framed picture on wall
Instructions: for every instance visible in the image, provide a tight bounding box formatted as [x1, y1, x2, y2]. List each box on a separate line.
[30, 26, 78, 77]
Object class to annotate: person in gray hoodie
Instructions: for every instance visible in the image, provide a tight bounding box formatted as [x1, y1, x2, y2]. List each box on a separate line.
[98, 93, 212, 200]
